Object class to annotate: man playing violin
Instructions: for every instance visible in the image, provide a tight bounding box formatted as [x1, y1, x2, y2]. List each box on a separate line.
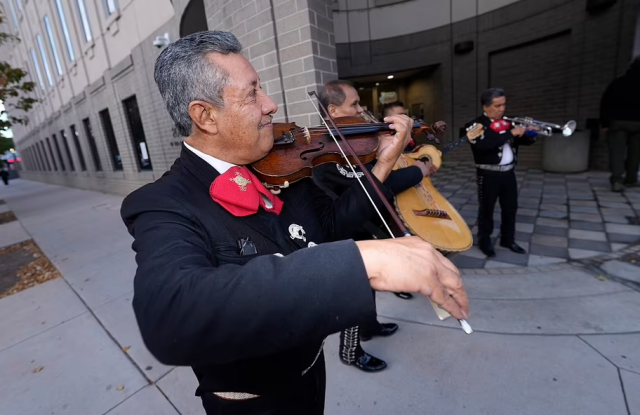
[465, 88, 538, 258]
[120, 31, 469, 415]
[381, 101, 447, 152]
[313, 80, 442, 374]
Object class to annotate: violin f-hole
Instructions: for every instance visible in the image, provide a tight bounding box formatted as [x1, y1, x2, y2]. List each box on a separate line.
[300, 142, 325, 160]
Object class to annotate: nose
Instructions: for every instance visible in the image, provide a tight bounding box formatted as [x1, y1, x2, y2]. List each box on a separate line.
[356, 104, 363, 114]
[262, 92, 278, 115]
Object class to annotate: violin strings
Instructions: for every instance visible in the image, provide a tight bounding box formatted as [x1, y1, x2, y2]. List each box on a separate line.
[306, 96, 396, 240]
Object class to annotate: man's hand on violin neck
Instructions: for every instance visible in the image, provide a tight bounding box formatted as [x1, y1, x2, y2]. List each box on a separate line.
[355, 238, 470, 320]
[371, 115, 414, 182]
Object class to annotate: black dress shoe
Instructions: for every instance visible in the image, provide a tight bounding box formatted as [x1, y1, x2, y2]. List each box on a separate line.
[479, 244, 496, 258]
[500, 242, 526, 254]
[394, 292, 413, 300]
[341, 352, 387, 372]
[360, 323, 398, 342]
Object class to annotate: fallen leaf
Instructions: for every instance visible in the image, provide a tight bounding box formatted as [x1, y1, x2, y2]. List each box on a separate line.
[596, 275, 608, 281]
[116, 385, 125, 391]
[33, 366, 44, 373]
[123, 346, 131, 353]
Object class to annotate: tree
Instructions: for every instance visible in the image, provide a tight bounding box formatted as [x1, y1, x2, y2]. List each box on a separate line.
[0, 11, 38, 135]
[0, 133, 14, 155]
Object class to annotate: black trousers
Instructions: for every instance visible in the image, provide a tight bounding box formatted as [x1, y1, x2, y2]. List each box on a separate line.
[476, 168, 518, 247]
[200, 354, 326, 415]
[607, 120, 640, 185]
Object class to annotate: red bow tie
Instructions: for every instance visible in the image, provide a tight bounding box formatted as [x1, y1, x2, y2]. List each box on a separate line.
[210, 166, 283, 217]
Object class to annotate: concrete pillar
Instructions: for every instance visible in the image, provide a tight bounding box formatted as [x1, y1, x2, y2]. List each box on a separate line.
[205, 0, 338, 126]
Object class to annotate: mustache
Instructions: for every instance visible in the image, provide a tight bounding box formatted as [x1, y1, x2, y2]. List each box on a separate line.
[258, 115, 273, 128]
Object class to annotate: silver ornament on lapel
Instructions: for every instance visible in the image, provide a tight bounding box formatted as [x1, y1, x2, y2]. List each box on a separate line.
[288, 224, 306, 242]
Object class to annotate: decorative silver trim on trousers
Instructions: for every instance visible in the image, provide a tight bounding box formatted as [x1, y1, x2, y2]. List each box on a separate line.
[476, 163, 514, 172]
[340, 326, 359, 364]
[213, 392, 260, 400]
[211, 338, 326, 401]
[302, 337, 326, 376]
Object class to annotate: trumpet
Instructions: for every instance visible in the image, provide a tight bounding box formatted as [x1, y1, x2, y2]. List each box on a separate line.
[503, 116, 577, 137]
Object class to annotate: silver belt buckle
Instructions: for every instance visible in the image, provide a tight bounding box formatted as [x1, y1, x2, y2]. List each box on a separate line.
[476, 163, 514, 172]
[213, 392, 260, 401]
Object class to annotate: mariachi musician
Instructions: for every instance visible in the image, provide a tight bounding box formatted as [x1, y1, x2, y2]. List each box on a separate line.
[313, 80, 447, 373]
[122, 31, 469, 415]
[381, 101, 447, 152]
[464, 88, 538, 258]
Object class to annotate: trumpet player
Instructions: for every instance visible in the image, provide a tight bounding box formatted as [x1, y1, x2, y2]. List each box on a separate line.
[465, 88, 538, 258]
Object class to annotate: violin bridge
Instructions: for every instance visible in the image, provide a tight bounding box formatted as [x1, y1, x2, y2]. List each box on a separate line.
[303, 127, 310, 144]
[412, 209, 451, 220]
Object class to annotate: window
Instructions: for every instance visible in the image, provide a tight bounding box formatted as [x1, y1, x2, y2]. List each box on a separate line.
[37, 143, 49, 170]
[29, 49, 45, 90]
[76, 0, 92, 42]
[36, 35, 54, 87]
[29, 148, 36, 170]
[45, 138, 57, 170]
[98, 109, 122, 170]
[7, 0, 19, 28]
[44, 16, 63, 76]
[70, 125, 87, 171]
[61, 130, 75, 171]
[52, 134, 66, 171]
[103, 0, 118, 16]
[122, 96, 152, 171]
[82, 118, 102, 171]
[54, 0, 75, 62]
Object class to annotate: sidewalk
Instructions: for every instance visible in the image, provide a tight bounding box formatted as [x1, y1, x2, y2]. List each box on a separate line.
[0, 178, 639, 415]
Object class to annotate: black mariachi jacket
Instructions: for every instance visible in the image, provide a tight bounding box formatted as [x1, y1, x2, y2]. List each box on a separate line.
[120, 144, 394, 396]
[313, 161, 423, 239]
[464, 114, 537, 166]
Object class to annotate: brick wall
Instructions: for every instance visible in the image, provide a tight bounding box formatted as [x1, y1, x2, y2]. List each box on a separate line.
[205, 0, 338, 127]
[336, 0, 640, 170]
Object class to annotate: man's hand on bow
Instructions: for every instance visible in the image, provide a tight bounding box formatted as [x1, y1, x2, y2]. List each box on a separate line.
[356, 237, 469, 320]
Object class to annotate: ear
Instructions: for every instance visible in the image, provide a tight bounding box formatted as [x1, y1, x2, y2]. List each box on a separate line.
[188, 100, 219, 135]
[327, 104, 338, 118]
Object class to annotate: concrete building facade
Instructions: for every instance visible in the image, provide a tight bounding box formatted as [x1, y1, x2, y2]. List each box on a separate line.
[1, 0, 639, 194]
[1, 0, 337, 195]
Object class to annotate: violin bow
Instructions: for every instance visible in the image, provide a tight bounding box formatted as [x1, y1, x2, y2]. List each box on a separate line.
[307, 91, 411, 238]
[307, 92, 472, 335]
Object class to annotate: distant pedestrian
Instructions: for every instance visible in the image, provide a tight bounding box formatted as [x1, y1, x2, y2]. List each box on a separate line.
[600, 55, 640, 192]
[0, 166, 9, 186]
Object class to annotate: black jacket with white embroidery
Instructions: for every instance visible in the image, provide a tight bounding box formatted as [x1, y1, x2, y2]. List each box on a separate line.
[464, 114, 537, 166]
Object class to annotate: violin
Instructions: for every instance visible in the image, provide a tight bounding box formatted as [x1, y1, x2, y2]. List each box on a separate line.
[250, 115, 438, 189]
[253, 91, 472, 332]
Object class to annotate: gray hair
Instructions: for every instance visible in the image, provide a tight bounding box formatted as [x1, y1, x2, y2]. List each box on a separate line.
[318, 79, 354, 109]
[154, 31, 242, 137]
[481, 88, 505, 107]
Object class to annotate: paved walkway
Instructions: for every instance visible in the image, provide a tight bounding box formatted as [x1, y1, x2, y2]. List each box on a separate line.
[431, 162, 640, 269]
[1, 178, 640, 415]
